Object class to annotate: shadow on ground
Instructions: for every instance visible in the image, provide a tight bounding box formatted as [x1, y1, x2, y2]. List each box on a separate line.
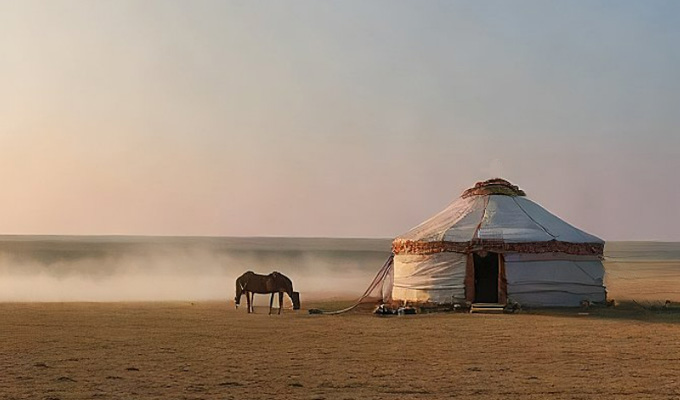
[500, 300, 680, 324]
[305, 299, 680, 324]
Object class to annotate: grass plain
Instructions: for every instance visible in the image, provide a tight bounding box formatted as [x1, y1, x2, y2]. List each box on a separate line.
[2, 300, 680, 400]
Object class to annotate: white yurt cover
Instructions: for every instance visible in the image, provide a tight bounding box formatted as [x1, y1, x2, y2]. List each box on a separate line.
[390, 179, 606, 307]
[395, 190, 603, 249]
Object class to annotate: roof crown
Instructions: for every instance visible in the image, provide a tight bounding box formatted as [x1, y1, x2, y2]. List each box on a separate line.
[461, 178, 526, 198]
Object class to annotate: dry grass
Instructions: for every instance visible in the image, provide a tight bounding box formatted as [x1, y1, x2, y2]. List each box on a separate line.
[2, 301, 680, 400]
[606, 261, 680, 303]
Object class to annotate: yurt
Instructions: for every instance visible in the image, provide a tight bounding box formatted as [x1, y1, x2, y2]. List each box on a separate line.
[390, 179, 606, 307]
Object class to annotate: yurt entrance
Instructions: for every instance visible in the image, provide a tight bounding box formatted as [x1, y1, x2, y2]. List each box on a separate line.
[473, 252, 500, 303]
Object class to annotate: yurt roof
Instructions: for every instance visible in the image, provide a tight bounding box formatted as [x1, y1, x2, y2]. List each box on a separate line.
[393, 179, 604, 256]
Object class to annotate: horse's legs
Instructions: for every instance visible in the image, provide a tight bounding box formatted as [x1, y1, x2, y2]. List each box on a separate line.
[245, 291, 251, 313]
[250, 292, 255, 313]
[278, 292, 284, 314]
[269, 293, 274, 315]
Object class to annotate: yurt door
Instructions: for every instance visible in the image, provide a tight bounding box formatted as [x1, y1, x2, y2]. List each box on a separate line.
[473, 252, 499, 303]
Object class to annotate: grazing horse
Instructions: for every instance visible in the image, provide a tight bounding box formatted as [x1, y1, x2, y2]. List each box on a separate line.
[234, 271, 300, 314]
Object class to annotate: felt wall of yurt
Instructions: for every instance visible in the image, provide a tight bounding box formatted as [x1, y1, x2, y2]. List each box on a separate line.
[392, 252, 467, 303]
[504, 254, 606, 306]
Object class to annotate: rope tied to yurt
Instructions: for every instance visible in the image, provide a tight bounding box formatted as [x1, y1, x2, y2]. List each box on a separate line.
[309, 254, 394, 315]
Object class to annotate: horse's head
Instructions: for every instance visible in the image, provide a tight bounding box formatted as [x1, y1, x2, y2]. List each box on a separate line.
[234, 281, 245, 309]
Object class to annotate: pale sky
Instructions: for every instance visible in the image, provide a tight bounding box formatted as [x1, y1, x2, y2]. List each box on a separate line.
[1, 1, 679, 240]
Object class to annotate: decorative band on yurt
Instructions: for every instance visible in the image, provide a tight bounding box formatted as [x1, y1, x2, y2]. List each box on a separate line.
[392, 239, 604, 257]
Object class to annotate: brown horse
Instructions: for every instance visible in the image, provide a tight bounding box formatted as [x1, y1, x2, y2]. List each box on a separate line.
[234, 271, 300, 314]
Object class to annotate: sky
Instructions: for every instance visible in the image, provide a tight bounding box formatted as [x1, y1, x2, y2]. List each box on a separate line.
[1, 1, 679, 240]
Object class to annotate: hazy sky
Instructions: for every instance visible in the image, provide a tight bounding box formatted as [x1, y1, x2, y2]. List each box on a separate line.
[1, 1, 679, 240]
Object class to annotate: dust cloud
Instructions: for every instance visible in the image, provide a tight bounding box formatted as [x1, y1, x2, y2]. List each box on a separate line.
[0, 236, 391, 303]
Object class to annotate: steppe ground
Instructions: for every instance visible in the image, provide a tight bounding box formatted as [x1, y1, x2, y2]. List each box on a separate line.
[2, 301, 680, 400]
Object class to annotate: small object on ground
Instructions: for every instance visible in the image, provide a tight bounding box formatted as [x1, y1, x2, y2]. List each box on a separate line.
[452, 303, 468, 312]
[664, 300, 672, 309]
[398, 306, 417, 315]
[504, 302, 521, 314]
[292, 292, 301, 310]
[374, 304, 395, 315]
[218, 381, 243, 387]
[308, 308, 323, 314]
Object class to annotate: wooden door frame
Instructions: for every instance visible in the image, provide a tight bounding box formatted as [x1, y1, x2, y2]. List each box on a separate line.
[465, 252, 507, 304]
